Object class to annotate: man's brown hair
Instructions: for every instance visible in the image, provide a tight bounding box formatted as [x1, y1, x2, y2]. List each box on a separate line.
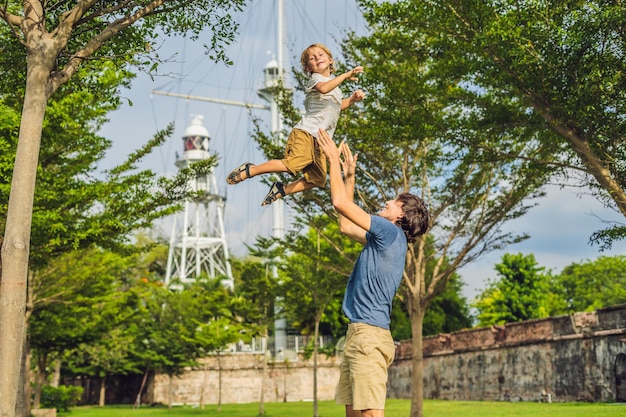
[395, 193, 429, 243]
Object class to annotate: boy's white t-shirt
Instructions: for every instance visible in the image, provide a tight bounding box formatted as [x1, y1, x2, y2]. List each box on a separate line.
[294, 72, 343, 138]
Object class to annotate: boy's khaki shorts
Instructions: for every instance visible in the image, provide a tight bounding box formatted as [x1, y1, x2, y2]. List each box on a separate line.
[335, 322, 396, 411]
[282, 128, 327, 188]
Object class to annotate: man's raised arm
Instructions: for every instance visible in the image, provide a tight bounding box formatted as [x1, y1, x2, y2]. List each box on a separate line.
[317, 129, 369, 244]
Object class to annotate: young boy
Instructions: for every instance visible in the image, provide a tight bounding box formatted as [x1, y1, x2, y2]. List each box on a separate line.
[226, 43, 365, 206]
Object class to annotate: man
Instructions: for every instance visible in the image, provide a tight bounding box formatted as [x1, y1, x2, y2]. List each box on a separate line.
[317, 129, 429, 417]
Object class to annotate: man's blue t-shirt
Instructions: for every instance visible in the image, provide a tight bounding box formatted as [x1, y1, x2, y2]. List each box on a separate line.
[342, 215, 407, 329]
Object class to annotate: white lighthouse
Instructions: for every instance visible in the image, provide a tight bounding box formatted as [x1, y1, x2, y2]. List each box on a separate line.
[165, 115, 234, 289]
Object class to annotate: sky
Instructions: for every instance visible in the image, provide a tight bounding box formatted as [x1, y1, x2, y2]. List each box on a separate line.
[98, 0, 626, 301]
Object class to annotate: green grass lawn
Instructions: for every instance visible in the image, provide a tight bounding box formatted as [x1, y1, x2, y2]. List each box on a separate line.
[68, 399, 626, 417]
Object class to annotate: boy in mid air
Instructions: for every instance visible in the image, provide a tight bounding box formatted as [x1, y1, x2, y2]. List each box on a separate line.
[226, 43, 364, 206]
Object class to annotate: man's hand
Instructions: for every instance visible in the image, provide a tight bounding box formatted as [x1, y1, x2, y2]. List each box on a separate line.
[317, 128, 340, 161]
[339, 140, 357, 179]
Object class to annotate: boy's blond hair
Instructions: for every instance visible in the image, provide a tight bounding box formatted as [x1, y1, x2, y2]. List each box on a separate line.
[300, 43, 336, 76]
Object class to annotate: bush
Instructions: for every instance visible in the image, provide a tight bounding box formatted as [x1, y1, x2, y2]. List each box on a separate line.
[40, 385, 83, 412]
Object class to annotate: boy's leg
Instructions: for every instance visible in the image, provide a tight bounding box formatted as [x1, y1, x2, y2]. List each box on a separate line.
[261, 177, 316, 206]
[227, 159, 289, 184]
[283, 177, 316, 196]
[248, 159, 289, 178]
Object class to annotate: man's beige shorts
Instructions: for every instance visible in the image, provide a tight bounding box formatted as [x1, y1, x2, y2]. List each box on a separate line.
[335, 322, 396, 411]
[282, 128, 327, 188]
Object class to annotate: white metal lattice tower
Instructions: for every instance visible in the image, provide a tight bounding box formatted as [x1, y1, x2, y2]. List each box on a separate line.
[165, 115, 234, 289]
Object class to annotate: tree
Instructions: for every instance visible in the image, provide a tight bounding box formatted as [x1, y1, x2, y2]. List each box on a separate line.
[188, 277, 250, 412]
[0, 1, 245, 412]
[472, 253, 551, 327]
[281, 221, 354, 417]
[27, 247, 132, 410]
[0, 61, 136, 268]
[551, 255, 626, 314]
[392, 273, 472, 341]
[1, 65, 217, 415]
[118, 275, 251, 409]
[64, 238, 168, 407]
[232, 248, 281, 416]
[359, 0, 626, 248]
[69, 327, 139, 407]
[134, 281, 198, 409]
[335, 20, 550, 417]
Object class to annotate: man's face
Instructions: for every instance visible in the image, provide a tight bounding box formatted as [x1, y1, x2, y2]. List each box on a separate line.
[379, 199, 404, 222]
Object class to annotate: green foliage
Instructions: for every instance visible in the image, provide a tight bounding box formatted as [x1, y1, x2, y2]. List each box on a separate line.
[356, 0, 626, 248]
[280, 219, 356, 340]
[1, 0, 246, 73]
[232, 249, 281, 330]
[29, 247, 134, 353]
[251, 3, 626, 414]
[0, 63, 214, 270]
[116, 275, 257, 379]
[55, 241, 254, 403]
[40, 384, 83, 412]
[550, 255, 626, 314]
[473, 253, 551, 326]
[392, 274, 472, 340]
[0, 0, 248, 412]
[0, 0, 238, 269]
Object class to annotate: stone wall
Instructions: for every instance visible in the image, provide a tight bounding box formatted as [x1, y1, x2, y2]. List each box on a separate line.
[388, 304, 626, 402]
[151, 352, 341, 405]
[147, 304, 626, 405]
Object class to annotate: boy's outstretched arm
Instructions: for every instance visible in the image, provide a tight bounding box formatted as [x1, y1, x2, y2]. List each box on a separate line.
[315, 66, 364, 94]
[341, 89, 365, 110]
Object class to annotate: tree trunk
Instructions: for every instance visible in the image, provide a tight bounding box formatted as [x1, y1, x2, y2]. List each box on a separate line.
[282, 359, 289, 403]
[168, 374, 173, 409]
[313, 317, 320, 417]
[19, 271, 35, 417]
[33, 351, 48, 409]
[23, 351, 32, 417]
[0, 18, 59, 413]
[199, 363, 207, 410]
[409, 305, 425, 417]
[258, 327, 268, 416]
[217, 352, 222, 412]
[15, 332, 30, 417]
[99, 375, 106, 407]
[0, 50, 53, 415]
[133, 369, 149, 409]
[51, 359, 61, 387]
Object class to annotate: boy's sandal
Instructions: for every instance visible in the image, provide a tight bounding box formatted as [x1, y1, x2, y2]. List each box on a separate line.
[261, 181, 285, 206]
[226, 162, 253, 184]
